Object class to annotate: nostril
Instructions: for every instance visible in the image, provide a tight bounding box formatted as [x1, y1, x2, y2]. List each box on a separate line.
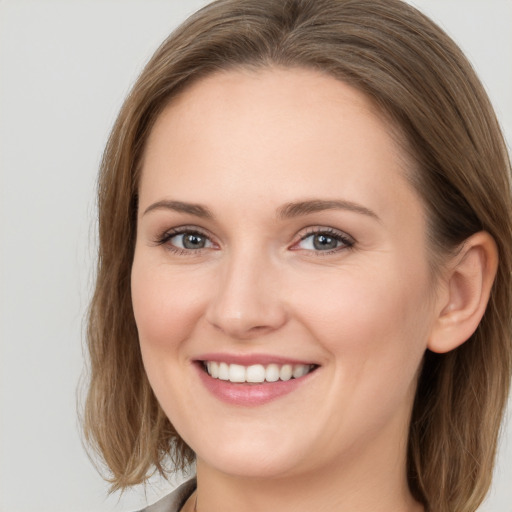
[250, 325, 270, 332]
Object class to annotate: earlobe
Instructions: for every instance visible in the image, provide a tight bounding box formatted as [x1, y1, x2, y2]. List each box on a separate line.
[427, 231, 498, 354]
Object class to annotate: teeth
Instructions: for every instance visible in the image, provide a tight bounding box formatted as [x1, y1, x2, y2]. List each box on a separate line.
[207, 361, 219, 378]
[218, 362, 229, 380]
[265, 364, 280, 382]
[204, 362, 314, 383]
[229, 364, 246, 383]
[292, 364, 309, 378]
[280, 364, 293, 381]
[246, 364, 265, 382]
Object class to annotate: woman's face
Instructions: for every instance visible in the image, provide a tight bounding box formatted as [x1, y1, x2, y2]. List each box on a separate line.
[132, 68, 438, 480]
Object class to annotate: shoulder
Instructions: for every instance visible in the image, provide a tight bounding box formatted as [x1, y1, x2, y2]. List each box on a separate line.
[135, 478, 197, 512]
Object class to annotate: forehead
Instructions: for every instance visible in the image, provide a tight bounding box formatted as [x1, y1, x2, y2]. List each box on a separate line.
[139, 67, 419, 222]
[147, 67, 389, 154]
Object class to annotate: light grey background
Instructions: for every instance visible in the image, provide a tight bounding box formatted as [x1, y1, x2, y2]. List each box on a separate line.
[0, 1, 510, 511]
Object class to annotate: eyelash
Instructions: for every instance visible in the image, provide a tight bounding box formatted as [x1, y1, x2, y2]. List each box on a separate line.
[154, 226, 355, 256]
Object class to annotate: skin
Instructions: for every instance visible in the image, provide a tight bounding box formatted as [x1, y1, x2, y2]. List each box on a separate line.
[131, 67, 497, 512]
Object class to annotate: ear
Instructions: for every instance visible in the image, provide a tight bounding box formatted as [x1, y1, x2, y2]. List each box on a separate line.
[428, 231, 498, 354]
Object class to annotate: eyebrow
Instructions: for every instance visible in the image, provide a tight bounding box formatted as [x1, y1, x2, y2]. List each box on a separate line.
[277, 199, 380, 221]
[143, 198, 379, 222]
[143, 200, 213, 218]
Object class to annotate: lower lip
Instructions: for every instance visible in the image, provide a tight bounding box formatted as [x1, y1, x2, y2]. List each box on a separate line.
[195, 363, 316, 406]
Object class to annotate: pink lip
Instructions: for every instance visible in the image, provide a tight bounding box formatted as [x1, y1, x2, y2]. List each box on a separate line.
[194, 359, 318, 407]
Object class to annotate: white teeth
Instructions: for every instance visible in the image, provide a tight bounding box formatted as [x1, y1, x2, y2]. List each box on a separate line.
[280, 364, 293, 381]
[246, 364, 266, 383]
[229, 364, 246, 383]
[208, 361, 219, 378]
[205, 362, 314, 383]
[265, 364, 280, 382]
[218, 362, 229, 380]
[292, 364, 309, 378]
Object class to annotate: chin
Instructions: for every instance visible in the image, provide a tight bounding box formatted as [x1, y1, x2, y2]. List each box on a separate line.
[191, 427, 313, 479]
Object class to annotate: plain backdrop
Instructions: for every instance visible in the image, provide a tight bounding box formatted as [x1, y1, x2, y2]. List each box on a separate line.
[0, 1, 510, 511]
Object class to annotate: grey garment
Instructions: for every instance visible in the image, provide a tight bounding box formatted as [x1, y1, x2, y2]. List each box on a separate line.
[136, 478, 197, 512]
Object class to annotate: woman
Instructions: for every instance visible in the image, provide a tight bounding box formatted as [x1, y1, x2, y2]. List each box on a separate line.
[83, 1, 512, 511]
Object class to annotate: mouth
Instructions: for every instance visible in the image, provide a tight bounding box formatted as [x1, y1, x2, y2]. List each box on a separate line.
[200, 361, 318, 384]
[195, 356, 320, 406]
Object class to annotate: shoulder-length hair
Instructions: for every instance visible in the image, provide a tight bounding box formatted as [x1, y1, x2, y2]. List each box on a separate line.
[83, 1, 512, 510]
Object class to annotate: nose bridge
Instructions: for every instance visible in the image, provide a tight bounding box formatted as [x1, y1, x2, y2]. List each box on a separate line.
[206, 243, 286, 338]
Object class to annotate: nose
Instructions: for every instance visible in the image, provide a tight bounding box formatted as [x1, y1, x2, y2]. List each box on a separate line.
[205, 249, 288, 340]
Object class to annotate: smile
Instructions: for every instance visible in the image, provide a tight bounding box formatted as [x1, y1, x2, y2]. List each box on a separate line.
[195, 355, 320, 406]
[203, 361, 315, 383]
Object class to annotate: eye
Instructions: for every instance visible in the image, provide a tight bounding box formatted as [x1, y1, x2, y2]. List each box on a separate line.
[170, 231, 212, 250]
[294, 228, 354, 253]
[155, 227, 216, 253]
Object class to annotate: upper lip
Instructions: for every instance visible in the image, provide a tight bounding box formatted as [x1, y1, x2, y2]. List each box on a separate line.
[194, 352, 318, 366]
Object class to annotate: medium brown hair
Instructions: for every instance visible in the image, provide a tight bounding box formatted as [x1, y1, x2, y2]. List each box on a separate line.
[83, 1, 512, 510]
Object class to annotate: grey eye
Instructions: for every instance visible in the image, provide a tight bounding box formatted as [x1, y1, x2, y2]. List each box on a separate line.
[298, 232, 347, 251]
[312, 233, 338, 250]
[171, 232, 212, 250]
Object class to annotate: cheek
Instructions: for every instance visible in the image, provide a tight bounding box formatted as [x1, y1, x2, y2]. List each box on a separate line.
[130, 258, 213, 428]
[131, 259, 210, 353]
[293, 264, 432, 373]
[299, 266, 432, 435]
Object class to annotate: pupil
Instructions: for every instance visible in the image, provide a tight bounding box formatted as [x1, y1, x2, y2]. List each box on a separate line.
[313, 234, 337, 250]
[183, 234, 205, 249]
